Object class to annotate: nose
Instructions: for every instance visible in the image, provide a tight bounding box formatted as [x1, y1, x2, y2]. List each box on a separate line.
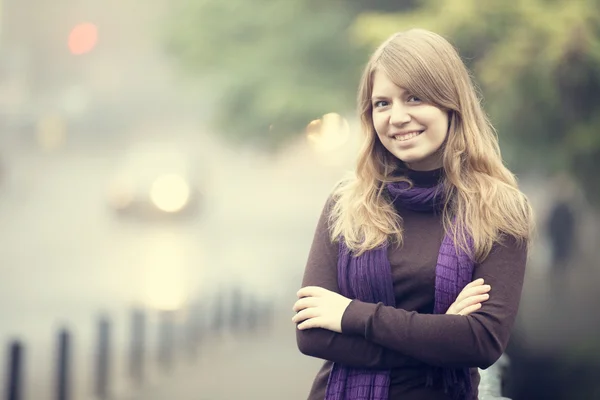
[389, 103, 411, 126]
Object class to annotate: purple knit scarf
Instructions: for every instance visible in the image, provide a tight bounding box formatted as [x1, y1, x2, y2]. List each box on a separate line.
[325, 180, 475, 400]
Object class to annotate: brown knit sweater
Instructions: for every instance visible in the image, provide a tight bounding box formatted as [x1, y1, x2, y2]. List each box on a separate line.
[296, 169, 528, 400]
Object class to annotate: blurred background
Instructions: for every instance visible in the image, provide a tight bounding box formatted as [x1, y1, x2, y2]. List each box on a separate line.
[1, 0, 599, 399]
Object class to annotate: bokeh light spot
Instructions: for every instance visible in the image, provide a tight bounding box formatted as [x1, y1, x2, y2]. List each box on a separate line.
[68, 23, 98, 55]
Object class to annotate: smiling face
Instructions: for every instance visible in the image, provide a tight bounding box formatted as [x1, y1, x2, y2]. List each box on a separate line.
[371, 69, 449, 171]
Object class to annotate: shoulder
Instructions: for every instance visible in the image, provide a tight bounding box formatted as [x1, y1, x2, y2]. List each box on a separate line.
[485, 233, 529, 266]
[496, 233, 528, 251]
[325, 174, 357, 212]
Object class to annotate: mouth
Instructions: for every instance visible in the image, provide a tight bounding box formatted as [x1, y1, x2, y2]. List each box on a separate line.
[391, 130, 424, 142]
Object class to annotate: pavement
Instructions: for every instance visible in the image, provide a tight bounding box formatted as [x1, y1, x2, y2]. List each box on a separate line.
[121, 310, 322, 400]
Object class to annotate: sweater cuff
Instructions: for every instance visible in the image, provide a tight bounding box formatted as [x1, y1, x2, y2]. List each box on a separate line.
[341, 300, 378, 336]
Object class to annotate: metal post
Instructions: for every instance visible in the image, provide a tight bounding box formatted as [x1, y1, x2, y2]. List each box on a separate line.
[55, 328, 71, 400]
[184, 302, 203, 362]
[5, 341, 23, 400]
[230, 286, 243, 333]
[94, 316, 110, 399]
[157, 310, 175, 372]
[129, 309, 145, 387]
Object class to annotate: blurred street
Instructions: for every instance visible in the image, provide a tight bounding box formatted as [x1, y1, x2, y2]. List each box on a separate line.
[121, 311, 320, 400]
[0, 131, 352, 400]
[2, 1, 600, 400]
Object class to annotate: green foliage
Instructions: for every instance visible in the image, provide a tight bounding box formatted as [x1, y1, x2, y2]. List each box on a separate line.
[163, 0, 369, 149]
[164, 0, 600, 204]
[343, 0, 417, 13]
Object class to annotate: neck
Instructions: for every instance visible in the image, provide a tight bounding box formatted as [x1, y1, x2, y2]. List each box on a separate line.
[394, 166, 444, 188]
[386, 178, 445, 212]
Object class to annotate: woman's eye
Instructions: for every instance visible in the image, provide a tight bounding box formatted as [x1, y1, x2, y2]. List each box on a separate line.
[407, 95, 422, 103]
[374, 100, 389, 108]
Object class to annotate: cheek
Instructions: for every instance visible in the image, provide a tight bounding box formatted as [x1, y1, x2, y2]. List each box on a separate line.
[372, 114, 387, 136]
[440, 118, 450, 140]
[434, 120, 449, 141]
[426, 111, 449, 141]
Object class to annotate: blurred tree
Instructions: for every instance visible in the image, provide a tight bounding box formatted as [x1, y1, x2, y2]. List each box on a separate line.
[342, 0, 417, 13]
[163, 0, 371, 149]
[352, 0, 600, 205]
[163, 0, 423, 150]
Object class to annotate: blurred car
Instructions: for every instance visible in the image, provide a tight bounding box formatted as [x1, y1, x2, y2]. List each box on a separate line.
[106, 142, 203, 221]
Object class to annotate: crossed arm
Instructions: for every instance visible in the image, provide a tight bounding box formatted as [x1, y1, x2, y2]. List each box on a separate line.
[294, 199, 527, 370]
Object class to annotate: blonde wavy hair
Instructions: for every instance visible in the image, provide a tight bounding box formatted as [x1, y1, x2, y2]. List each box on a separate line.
[330, 29, 534, 261]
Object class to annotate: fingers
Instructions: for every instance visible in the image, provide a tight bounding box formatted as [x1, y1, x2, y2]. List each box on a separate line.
[297, 316, 324, 330]
[453, 293, 489, 312]
[297, 286, 327, 298]
[455, 283, 491, 304]
[292, 297, 320, 324]
[463, 278, 485, 289]
[457, 302, 482, 316]
[292, 297, 318, 313]
[447, 279, 492, 315]
[292, 307, 319, 324]
[447, 292, 490, 315]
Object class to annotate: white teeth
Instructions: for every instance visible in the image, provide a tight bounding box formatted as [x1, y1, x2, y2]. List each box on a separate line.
[393, 131, 422, 141]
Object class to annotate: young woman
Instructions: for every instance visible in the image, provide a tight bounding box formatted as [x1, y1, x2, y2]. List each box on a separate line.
[292, 29, 534, 400]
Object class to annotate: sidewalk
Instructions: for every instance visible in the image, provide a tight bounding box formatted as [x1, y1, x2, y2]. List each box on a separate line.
[122, 315, 321, 400]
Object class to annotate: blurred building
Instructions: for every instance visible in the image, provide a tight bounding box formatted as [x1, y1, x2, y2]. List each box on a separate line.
[0, 0, 197, 151]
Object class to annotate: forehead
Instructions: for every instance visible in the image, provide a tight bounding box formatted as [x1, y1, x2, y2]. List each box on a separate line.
[371, 69, 409, 97]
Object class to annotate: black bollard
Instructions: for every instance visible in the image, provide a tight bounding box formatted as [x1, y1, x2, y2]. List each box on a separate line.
[157, 310, 175, 372]
[184, 302, 204, 362]
[5, 341, 24, 400]
[128, 309, 145, 387]
[245, 296, 258, 331]
[55, 329, 71, 400]
[211, 291, 225, 334]
[230, 287, 243, 333]
[94, 316, 111, 400]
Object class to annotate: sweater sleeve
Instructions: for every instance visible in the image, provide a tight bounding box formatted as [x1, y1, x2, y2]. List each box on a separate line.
[341, 235, 528, 369]
[295, 196, 422, 369]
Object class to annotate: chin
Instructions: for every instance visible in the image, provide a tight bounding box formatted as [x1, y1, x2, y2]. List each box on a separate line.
[398, 156, 439, 171]
[394, 154, 423, 165]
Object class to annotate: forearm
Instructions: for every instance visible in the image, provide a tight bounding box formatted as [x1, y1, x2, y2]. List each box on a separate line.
[342, 301, 505, 368]
[341, 235, 527, 369]
[296, 324, 423, 369]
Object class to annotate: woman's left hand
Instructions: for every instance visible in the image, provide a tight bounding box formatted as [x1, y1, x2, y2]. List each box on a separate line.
[292, 286, 352, 332]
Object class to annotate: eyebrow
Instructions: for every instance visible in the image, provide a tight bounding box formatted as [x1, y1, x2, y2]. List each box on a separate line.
[371, 89, 410, 101]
